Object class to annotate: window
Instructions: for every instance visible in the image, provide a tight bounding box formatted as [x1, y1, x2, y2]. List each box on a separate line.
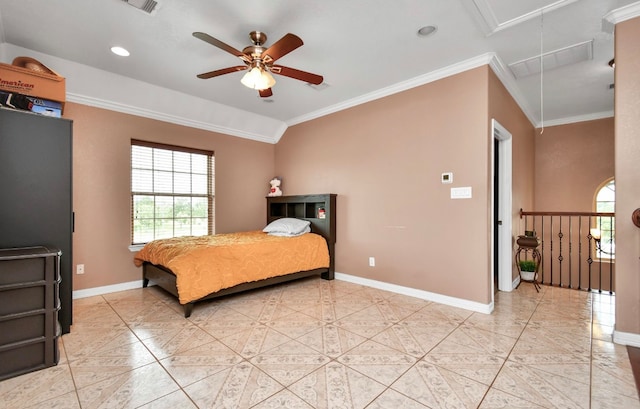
[594, 179, 615, 259]
[131, 140, 214, 244]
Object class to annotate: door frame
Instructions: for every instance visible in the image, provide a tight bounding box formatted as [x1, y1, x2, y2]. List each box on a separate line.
[491, 119, 514, 293]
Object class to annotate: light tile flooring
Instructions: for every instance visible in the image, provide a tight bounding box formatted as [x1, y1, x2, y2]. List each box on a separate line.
[1, 278, 639, 408]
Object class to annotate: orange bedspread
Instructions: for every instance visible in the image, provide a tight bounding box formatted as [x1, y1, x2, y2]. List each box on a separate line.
[134, 231, 329, 304]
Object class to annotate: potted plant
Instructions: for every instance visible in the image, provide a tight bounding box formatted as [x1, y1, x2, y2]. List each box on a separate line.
[519, 259, 536, 281]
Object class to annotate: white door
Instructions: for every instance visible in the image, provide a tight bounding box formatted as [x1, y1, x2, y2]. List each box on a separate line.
[491, 119, 513, 293]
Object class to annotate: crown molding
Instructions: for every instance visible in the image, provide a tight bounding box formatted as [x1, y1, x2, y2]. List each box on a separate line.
[1, 43, 286, 144]
[67, 93, 279, 144]
[603, 1, 640, 33]
[3, 42, 614, 142]
[486, 54, 614, 129]
[287, 53, 497, 127]
[289, 50, 610, 132]
[285, 53, 544, 130]
[539, 110, 614, 128]
[487, 53, 538, 126]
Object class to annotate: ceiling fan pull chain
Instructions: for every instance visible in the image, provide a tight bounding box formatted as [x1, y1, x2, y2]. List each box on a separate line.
[540, 10, 544, 135]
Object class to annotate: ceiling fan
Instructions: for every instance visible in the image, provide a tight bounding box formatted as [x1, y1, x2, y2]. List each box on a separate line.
[193, 31, 323, 97]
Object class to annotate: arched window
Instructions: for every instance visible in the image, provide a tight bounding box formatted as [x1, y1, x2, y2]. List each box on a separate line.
[593, 179, 615, 259]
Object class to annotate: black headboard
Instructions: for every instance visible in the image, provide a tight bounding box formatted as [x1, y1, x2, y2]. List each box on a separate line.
[266, 194, 336, 243]
[266, 194, 337, 273]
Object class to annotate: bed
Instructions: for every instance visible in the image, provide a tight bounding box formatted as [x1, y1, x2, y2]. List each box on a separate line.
[134, 194, 336, 317]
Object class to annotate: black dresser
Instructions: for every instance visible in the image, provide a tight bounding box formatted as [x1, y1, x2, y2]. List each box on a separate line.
[0, 247, 61, 381]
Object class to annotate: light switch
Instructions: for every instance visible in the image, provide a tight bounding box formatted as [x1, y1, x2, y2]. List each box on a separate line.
[451, 187, 472, 199]
[441, 172, 453, 184]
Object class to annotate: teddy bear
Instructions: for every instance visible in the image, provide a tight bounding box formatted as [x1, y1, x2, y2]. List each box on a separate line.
[267, 177, 283, 197]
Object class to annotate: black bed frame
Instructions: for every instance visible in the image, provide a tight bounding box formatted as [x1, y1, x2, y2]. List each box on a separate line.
[142, 194, 337, 317]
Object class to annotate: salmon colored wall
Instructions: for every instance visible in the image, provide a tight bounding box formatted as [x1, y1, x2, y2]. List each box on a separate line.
[534, 118, 615, 211]
[64, 103, 275, 290]
[614, 17, 640, 337]
[487, 70, 536, 283]
[530, 118, 616, 293]
[275, 66, 515, 305]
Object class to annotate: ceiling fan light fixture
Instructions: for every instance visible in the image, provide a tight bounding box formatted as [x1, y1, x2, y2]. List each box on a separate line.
[194, 30, 321, 96]
[241, 65, 276, 90]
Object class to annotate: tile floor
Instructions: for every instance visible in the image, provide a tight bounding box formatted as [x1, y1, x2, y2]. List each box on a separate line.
[1, 278, 639, 408]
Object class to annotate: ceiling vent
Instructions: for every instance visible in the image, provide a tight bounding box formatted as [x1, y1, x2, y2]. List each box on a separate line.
[509, 40, 593, 79]
[122, 0, 158, 14]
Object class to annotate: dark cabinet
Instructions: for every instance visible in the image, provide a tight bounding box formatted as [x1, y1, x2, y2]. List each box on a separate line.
[0, 247, 61, 380]
[0, 108, 73, 334]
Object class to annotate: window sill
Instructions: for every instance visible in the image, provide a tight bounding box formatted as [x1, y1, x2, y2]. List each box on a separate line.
[129, 244, 145, 253]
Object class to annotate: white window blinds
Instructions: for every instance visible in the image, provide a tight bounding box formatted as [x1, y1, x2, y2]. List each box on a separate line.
[131, 140, 214, 244]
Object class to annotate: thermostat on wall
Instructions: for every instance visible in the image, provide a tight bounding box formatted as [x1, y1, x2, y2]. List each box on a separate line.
[441, 172, 453, 184]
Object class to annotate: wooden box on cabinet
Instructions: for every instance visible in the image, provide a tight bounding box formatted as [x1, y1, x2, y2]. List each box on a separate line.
[0, 247, 61, 381]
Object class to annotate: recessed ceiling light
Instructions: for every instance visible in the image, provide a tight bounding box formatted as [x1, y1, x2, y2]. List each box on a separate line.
[111, 46, 130, 57]
[417, 25, 437, 37]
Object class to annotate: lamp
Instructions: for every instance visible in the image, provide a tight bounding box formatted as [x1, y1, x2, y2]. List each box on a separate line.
[240, 61, 276, 90]
[590, 228, 608, 254]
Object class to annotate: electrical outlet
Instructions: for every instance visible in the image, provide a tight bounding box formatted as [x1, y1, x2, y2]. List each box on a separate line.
[76, 264, 85, 274]
[369, 257, 375, 267]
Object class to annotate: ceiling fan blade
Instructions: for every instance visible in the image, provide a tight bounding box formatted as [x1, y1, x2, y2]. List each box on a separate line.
[197, 66, 247, 79]
[193, 32, 251, 63]
[271, 65, 323, 85]
[259, 88, 273, 98]
[261, 33, 303, 64]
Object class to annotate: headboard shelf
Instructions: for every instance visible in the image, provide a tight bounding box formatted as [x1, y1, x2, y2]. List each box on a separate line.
[267, 194, 337, 277]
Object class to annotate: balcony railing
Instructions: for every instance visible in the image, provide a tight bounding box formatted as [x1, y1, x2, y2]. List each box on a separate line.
[519, 210, 615, 294]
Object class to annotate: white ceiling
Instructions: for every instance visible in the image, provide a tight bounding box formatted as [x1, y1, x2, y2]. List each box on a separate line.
[0, 0, 638, 142]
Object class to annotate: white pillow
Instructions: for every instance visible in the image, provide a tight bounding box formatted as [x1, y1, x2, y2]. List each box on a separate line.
[263, 218, 311, 235]
[267, 225, 311, 237]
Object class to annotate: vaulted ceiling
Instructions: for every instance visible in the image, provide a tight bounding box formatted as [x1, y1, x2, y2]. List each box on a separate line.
[0, 0, 638, 142]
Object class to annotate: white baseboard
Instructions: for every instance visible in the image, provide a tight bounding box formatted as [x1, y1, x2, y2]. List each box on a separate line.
[75, 272, 495, 315]
[613, 329, 640, 347]
[73, 280, 147, 299]
[512, 275, 520, 289]
[335, 272, 494, 314]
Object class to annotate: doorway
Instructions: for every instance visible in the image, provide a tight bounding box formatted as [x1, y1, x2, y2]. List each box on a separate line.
[491, 119, 513, 293]
[494, 137, 500, 292]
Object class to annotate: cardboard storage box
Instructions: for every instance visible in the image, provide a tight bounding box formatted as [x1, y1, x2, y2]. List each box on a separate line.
[0, 61, 65, 105]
